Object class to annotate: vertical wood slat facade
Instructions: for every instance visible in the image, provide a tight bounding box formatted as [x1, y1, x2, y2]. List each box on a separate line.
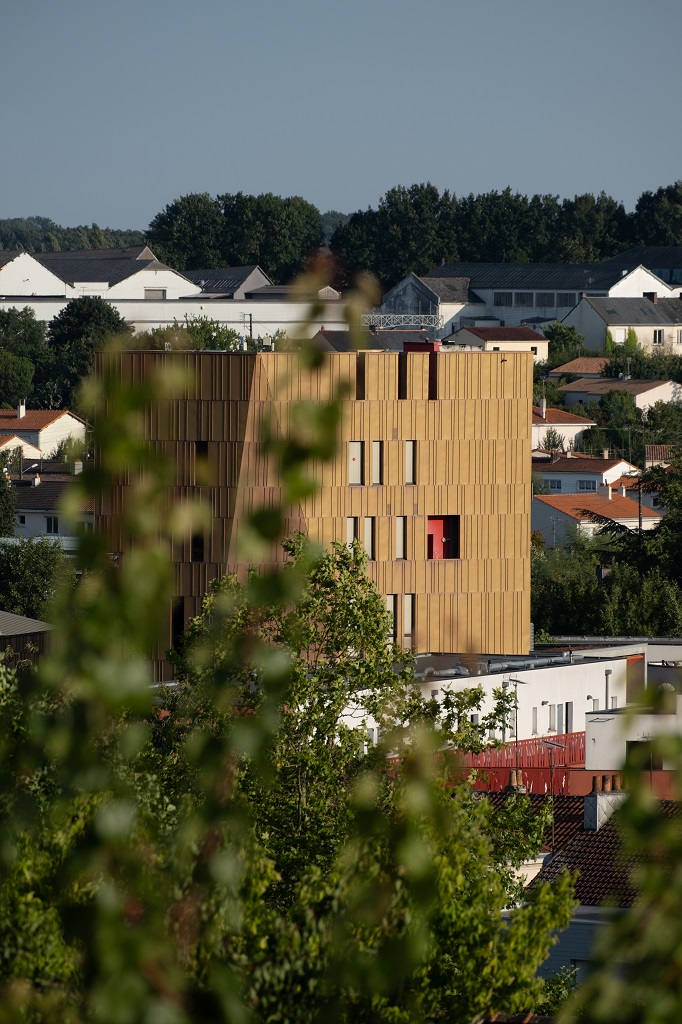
[95, 349, 533, 679]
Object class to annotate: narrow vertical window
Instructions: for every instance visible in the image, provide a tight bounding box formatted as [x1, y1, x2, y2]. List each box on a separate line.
[428, 351, 438, 399]
[371, 441, 383, 485]
[395, 516, 407, 560]
[398, 352, 408, 399]
[610, 696, 618, 709]
[565, 701, 573, 733]
[346, 516, 359, 545]
[386, 594, 397, 641]
[557, 703, 564, 735]
[171, 597, 185, 650]
[363, 517, 375, 560]
[548, 704, 556, 731]
[356, 353, 366, 400]
[191, 532, 205, 563]
[403, 594, 414, 647]
[532, 707, 538, 734]
[405, 441, 416, 485]
[348, 441, 364, 485]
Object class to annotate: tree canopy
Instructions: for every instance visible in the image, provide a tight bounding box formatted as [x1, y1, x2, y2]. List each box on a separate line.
[146, 191, 322, 282]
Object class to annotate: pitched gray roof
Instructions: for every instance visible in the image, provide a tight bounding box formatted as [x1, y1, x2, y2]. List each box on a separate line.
[0, 609, 53, 636]
[558, 377, 673, 397]
[182, 266, 271, 293]
[32, 252, 183, 287]
[424, 261, 639, 291]
[0, 251, 23, 269]
[314, 329, 430, 353]
[601, 246, 682, 284]
[582, 295, 682, 326]
[418, 276, 474, 303]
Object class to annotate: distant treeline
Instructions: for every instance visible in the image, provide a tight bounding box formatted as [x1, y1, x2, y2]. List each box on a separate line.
[4, 180, 682, 289]
[0, 216, 145, 254]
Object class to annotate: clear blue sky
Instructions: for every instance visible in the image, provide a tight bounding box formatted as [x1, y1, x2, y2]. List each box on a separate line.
[4, 0, 681, 230]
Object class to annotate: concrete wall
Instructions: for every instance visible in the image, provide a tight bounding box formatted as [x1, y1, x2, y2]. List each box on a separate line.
[534, 461, 634, 492]
[585, 695, 682, 771]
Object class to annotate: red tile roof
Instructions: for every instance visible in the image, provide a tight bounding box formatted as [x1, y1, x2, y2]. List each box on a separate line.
[531, 406, 595, 425]
[528, 801, 681, 907]
[549, 357, 610, 376]
[462, 326, 546, 341]
[0, 409, 86, 431]
[644, 444, 675, 462]
[534, 493, 662, 521]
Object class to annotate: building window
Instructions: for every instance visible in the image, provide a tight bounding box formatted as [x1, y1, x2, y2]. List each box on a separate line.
[428, 350, 438, 400]
[171, 597, 185, 650]
[363, 517, 375, 560]
[492, 346, 500, 352]
[536, 292, 555, 307]
[532, 707, 538, 735]
[144, 288, 167, 301]
[548, 704, 556, 731]
[356, 353, 366, 400]
[557, 292, 577, 307]
[514, 292, 533, 307]
[493, 291, 513, 307]
[386, 594, 397, 641]
[395, 516, 407, 560]
[403, 594, 415, 647]
[405, 441, 416, 485]
[348, 441, 364, 485]
[371, 441, 383, 485]
[611, 696, 618, 709]
[398, 352, 408, 399]
[677, 329, 682, 345]
[578, 479, 596, 491]
[565, 701, 574, 733]
[557, 704, 564, 734]
[470, 713, 479, 726]
[16, 514, 25, 526]
[346, 517, 359, 545]
[531, 346, 538, 355]
[191, 533, 204, 563]
[427, 515, 460, 559]
[196, 440, 208, 459]
[653, 329, 664, 345]
[548, 479, 561, 490]
[46, 516, 58, 535]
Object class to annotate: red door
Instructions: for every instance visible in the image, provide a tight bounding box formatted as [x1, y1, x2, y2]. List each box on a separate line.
[427, 517, 445, 559]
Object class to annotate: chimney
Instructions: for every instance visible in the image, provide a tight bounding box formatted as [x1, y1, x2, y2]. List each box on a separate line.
[17, 400, 26, 420]
[551, 449, 561, 463]
[539, 397, 547, 420]
[584, 774, 626, 831]
[602, 448, 610, 459]
[619, 484, 626, 497]
[598, 483, 612, 500]
[643, 291, 658, 304]
[32, 473, 40, 487]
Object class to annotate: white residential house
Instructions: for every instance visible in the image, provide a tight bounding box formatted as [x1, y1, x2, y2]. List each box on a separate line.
[0, 404, 88, 456]
[531, 401, 596, 449]
[13, 473, 93, 554]
[532, 489, 662, 546]
[0, 247, 349, 338]
[558, 377, 682, 413]
[0, 434, 43, 464]
[443, 326, 549, 363]
[533, 454, 640, 495]
[563, 295, 682, 353]
[380, 261, 679, 339]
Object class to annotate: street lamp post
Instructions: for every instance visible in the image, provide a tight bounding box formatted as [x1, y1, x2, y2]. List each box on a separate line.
[542, 738, 566, 854]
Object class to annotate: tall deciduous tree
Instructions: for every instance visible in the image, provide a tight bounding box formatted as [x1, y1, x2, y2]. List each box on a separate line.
[47, 297, 129, 408]
[146, 192, 223, 270]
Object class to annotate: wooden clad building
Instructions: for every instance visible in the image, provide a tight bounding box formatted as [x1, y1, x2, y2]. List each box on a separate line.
[96, 349, 533, 678]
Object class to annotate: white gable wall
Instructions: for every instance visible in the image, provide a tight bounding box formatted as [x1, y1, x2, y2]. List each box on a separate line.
[0, 253, 67, 298]
[107, 267, 202, 300]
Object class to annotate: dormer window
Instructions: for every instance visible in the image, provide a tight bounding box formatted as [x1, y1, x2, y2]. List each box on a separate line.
[144, 288, 166, 301]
